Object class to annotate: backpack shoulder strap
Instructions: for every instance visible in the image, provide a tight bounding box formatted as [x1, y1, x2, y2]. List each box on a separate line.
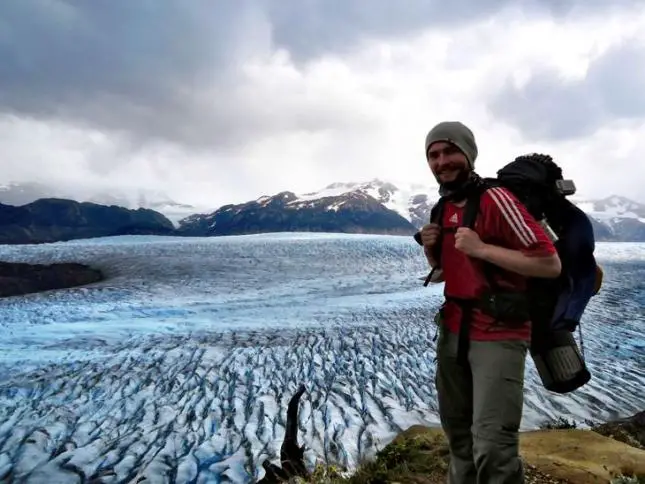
[462, 190, 482, 229]
[430, 197, 447, 226]
[429, 197, 447, 267]
[461, 182, 501, 290]
[461, 181, 490, 229]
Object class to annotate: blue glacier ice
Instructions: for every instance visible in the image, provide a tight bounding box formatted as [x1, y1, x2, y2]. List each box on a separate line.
[0, 233, 643, 483]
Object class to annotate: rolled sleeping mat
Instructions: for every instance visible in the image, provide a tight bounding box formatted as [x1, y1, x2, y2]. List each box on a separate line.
[530, 329, 591, 394]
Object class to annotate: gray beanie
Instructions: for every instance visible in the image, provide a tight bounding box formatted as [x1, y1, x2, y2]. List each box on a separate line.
[425, 121, 478, 169]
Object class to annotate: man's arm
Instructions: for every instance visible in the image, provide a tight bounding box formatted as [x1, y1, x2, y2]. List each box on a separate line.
[480, 187, 561, 279]
[478, 244, 561, 278]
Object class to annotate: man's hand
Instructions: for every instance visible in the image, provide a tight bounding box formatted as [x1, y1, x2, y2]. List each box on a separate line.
[420, 223, 440, 249]
[455, 227, 487, 258]
[420, 223, 441, 268]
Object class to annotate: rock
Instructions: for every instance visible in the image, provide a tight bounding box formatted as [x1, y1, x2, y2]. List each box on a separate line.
[0, 261, 104, 297]
[520, 428, 645, 483]
[257, 384, 309, 483]
[593, 410, 645, 450]
[250, 406, 643, 482]
[384, 420, 645, 484]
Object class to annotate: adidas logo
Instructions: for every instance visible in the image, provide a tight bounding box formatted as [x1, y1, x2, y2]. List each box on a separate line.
[449, 213, 459, 224]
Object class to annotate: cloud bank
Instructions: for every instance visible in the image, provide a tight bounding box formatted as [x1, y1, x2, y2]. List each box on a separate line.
[1, 0, 644, 206]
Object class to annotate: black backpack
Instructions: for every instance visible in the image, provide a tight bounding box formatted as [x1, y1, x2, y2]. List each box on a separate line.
[416, 154, 602, 394]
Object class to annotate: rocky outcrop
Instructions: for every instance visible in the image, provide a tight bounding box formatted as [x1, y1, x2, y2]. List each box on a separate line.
[350, 424, 645, 484]
[316, 414, 645, 484]
[257, 385, 309, 483]
[253, 382, 645, 483]
[519, 427, 645, 483]
[0, 261, 104, 297]
[593, 410, 645, 450]
[258, 395, 645, 484]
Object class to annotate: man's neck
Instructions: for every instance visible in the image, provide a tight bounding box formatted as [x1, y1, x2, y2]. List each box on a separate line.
[440, 170, 487, 202]
[439, 172, 475, 201]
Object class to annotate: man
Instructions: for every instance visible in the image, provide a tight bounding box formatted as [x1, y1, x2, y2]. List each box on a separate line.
[420, 121, 561, 483]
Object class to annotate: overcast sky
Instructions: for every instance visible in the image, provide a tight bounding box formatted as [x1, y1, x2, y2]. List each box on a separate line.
[1, 0, 644, 208]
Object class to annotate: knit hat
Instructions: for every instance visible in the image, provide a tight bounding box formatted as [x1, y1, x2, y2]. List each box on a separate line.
[424, 121, 478, 169]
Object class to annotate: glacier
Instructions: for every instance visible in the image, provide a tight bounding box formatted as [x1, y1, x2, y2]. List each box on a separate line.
[0, 233, 644, 483]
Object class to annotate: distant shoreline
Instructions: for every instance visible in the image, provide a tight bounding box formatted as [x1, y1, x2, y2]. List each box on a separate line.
[0, 260, 104, 298]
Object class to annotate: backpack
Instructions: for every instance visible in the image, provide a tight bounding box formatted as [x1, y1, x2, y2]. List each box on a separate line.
[416, 154, 603, 394]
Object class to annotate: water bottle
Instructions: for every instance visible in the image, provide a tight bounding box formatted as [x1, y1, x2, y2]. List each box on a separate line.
[538, 218, 558, 242]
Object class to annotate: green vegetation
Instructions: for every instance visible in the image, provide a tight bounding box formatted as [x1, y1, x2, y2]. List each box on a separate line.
[292, 415, 645, 484]
[299, 429, 564, 484]
[538, 416, 579, 430]
[610, 474, 645, 484]
[301, 429, 449, 483]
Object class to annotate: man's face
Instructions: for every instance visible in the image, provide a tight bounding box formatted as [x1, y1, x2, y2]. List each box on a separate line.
[427, 141, 470, 184]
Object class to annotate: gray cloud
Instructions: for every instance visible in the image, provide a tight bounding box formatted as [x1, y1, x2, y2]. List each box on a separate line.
[264, 0, 640, 60]
[487, 39, 645, 141]
[0, 0, 254, 146]
[0, 0, 640, 153]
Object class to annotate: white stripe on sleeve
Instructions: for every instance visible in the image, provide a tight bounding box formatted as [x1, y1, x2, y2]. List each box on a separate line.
[487, 187, 538, 247]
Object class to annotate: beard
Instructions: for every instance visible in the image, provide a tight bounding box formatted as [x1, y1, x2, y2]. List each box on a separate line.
[434, 164, 471, 193]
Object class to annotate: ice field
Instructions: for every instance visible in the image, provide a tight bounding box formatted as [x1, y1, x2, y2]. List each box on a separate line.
[0, 233, 644, 483]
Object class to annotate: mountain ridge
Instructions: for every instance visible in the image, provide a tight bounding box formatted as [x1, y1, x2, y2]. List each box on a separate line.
[176, 188, 417, 237]
[0, 181, 206, 227]
[178, 178, 645, 242]
[0, 197, 175, 244]
[2, 180, 645, 242]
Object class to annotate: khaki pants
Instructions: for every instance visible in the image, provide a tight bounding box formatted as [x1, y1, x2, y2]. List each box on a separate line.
[435, 326, 528, 484]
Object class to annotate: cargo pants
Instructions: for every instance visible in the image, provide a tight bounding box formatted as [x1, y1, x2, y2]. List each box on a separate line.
[435, 325, 528, 484]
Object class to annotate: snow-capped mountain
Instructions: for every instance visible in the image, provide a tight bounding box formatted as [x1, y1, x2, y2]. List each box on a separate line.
[292, 180, 645, 241]
[570, 195, 645, 242]
[180, 179, 645, 242]
[574, 195, 645, 222]
[177, 187, 417, 236]
[3, 179, 645, 242]
[300, 179, 435, 229]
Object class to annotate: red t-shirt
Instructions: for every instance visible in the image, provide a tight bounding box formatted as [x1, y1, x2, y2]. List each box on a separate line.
[438, 186, 557, 341]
